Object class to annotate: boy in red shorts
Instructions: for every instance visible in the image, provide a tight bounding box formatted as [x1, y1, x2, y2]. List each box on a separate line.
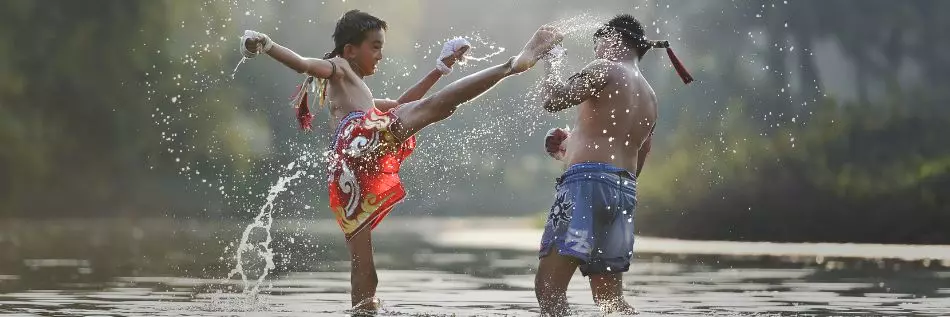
[241, 9, 562, 311]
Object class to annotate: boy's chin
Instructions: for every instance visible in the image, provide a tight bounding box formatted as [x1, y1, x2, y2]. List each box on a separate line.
[365, 65, 378, 75]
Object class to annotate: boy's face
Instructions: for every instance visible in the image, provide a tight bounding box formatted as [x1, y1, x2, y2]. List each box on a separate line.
[348, 29, 385, 76]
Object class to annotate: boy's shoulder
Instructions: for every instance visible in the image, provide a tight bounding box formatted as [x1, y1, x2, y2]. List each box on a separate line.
[327, 56, 348, 64]
[567, 59, 625, 89]
[582, 59, 624, 79]
[326, 57, 355, 78]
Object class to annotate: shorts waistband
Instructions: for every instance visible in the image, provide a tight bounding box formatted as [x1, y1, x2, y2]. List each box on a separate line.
[565, 162, 628, 174]
[559, 162, 636, 182]
[328, 110, 367, 147]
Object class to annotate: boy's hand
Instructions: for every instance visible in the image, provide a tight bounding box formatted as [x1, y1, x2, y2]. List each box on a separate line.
[436, 37, 471, 74]
[544, 127, 569, 161]
[241, 30, 274, 58]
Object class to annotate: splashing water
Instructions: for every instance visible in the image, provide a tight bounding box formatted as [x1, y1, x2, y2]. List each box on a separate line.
[227, 162, 305, 298]
[460, 46, 507, 64]
[458, 33, 507, 65]
[519, 12, 614, 114]
[417, 32, 508, 68]
[550, 12, 611, 42]
[231, 56, 249, 78]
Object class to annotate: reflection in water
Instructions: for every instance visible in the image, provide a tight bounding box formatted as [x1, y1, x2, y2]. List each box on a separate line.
[0, 219, 949, 316]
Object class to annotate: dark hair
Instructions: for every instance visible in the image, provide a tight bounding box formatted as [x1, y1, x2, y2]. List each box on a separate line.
[323, 10, 388, 59]
[594, 14, 649, 58]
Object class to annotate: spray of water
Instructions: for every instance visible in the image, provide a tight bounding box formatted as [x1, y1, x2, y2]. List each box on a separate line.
[457, 33, 508, 65]
[413, 31, 508, 68]
[226, 162, 304, 296]
[231, 56, 249, 78]
[551, 12, 611, 42]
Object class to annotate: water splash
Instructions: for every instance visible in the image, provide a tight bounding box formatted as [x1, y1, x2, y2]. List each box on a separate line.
[460, 46, 506, 64]
[420, 32, 508, 68]
[550, 12, 610, 41]
[231, 56, 249, 78]
[226, 161, 305, 297]
[458, 33, 507, 64]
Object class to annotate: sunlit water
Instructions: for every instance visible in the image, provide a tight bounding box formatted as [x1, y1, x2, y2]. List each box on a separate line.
[2, 218, 949, 316]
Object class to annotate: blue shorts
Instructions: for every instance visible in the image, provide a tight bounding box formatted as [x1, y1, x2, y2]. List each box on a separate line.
[539, 162, 637, 276]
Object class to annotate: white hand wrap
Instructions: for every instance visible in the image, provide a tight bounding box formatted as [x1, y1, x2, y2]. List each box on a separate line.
[240, 30, 274, 58]
[436, 37, 471, 74]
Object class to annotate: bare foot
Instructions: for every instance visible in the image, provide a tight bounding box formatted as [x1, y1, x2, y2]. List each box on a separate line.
[351, 296, 381, 313]
[510, 25, 563, 74]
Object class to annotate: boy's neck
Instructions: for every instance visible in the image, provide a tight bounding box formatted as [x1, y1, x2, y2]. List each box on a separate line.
[348, 59, 369, 78]
[606, 50, 638, 63]
[606, 54, 639, 67]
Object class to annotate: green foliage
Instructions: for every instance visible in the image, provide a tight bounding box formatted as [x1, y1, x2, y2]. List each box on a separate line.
[635, 92, 950, 243]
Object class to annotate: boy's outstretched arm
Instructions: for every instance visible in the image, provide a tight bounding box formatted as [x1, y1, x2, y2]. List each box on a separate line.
[541, 58, 611, 112]
[242, 30, 341, 80]
[267, 44, 341, 79]
[375, 38, 470, 111]
[375, 69, 448, 111]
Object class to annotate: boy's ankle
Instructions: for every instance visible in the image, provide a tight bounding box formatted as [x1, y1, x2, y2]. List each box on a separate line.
[352, 296, 381, 310]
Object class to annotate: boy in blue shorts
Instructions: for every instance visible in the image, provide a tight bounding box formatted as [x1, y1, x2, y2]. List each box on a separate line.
[536, 14, 692, 315]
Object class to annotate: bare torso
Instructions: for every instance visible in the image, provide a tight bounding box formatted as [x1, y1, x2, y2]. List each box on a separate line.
[325, 57, 375, 129]
[562, 61, 657, 174]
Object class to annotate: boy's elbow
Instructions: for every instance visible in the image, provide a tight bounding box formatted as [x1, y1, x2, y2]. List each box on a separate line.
[291, 62, 309, 75]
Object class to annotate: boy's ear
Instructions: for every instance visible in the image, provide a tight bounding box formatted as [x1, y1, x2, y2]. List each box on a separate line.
[343, 43, 355, 59]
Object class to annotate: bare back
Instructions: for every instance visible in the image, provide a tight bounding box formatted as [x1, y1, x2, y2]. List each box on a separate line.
[562, 61, 657, 174]
[324, 57, 376, 129]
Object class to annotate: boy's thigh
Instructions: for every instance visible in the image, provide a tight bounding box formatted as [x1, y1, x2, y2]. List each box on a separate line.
[392, 97, 452, 140]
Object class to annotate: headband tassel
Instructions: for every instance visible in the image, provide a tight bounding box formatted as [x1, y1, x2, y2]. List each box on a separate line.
[652, 40, 694, 85]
